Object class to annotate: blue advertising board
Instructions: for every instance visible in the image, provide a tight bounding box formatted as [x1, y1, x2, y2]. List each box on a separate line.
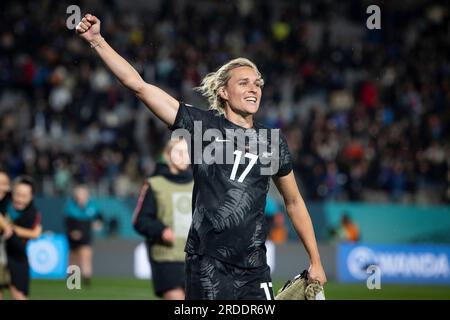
[26, 233, 69, 279]
[338, 243, 450, 284]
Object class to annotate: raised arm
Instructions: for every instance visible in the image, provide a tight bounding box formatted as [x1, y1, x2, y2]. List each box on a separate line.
[76, 14, 179, 126]
[273, 171, 327, 285]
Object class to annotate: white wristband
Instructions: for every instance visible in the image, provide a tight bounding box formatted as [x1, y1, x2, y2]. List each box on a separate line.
[90, 37, 104, 48]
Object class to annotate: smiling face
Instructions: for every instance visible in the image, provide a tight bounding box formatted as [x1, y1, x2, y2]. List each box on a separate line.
[220, 66, 263, 117]
[12, 183, 33, 211]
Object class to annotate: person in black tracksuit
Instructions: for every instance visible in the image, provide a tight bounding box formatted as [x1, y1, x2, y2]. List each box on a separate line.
[133, 139, 193, 300]
[0, 176, 42, 300]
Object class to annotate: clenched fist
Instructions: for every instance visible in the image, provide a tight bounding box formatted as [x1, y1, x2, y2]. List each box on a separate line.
[76, 14, 102, 46]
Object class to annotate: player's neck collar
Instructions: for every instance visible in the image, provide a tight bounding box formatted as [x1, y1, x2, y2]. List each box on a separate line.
[222, 114, 257, 130]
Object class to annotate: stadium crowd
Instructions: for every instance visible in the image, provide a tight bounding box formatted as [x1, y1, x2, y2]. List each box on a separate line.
[0, 0, 448, 203]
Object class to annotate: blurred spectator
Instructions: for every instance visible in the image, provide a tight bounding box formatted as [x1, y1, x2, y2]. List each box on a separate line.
[339, 213, 360, 242]
[265, 195, 288, 244]
[269, 213, 288, 245]
[264, 195, 286, 274]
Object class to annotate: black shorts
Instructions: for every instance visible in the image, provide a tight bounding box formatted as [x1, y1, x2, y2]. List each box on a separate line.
[149, 258, 185, 298]
[65, 217, 92, 249]
[185, 254, 274, 300]
[7, 256, 30, 296]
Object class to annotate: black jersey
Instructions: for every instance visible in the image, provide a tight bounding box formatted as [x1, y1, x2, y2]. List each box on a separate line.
[170, 102, 292, 268]
[6, 202, 41, 260]
[7, 202, 41, 231]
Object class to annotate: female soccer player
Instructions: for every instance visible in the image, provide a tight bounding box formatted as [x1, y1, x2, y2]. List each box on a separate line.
[76, 14, 326, 299]
[0, 176, 42, 300]
[133, 139, 193, 300]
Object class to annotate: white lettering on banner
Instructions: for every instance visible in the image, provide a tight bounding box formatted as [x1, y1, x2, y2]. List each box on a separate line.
[347, 246, 450, 280]
[377, 253, 450, 278]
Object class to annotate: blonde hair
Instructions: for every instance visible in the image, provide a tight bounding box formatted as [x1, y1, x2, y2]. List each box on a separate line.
[195, 57, 264, 114]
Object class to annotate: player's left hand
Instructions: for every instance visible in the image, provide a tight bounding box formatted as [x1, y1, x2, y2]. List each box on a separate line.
[308, 263, 327, 285]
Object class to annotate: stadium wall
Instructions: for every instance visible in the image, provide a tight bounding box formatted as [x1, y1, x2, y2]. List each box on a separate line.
[28, 237, 450, 284]
[36, 197, 450, 244]
[88, 239, 338, 281]
[316, 202, 450, 243]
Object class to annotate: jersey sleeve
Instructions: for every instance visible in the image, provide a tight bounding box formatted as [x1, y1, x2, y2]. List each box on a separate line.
[274, 131, 293, 177]
[132, 182, 166, 243]
[21, 208, 41, 229]
[169, 101, 210, 133]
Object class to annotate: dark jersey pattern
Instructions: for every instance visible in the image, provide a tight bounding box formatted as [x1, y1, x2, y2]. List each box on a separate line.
[7, 203, 41, 231]
[170, 102, 292, 268]
[6, 202, 41, 260]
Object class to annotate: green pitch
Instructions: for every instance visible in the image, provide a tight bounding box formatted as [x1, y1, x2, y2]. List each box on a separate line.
[2, 278, 450, 300]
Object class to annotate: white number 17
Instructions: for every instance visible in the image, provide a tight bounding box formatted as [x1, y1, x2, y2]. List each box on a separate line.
[229, 150, 258, 183]
[260, 282, 273, 300]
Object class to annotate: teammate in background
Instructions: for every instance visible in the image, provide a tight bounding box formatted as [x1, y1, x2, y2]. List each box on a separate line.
[133, 139, 193, 300]
[0, 170, 12, 299]
[64, 185, 102, 287]
[76, 14, 326, 299]
[0, 176, 42, 300]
